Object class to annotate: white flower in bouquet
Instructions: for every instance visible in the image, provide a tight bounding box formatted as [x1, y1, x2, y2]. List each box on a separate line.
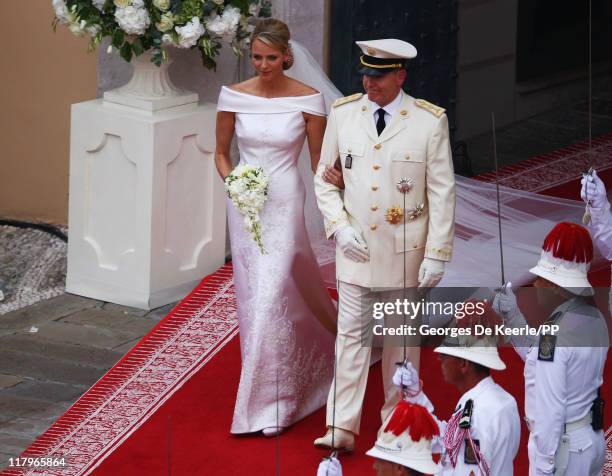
[175, 17, 205, 49]
[92, 0, 106, 11]
[225, 164, 269, 254]
[115, 3, 151, 35]
[52, 0, 72, 25]
[206, 6, 241, 38]
[156, 12, 175, 32]
[113, 0, 131, 7]
[153, 0, 170, 11]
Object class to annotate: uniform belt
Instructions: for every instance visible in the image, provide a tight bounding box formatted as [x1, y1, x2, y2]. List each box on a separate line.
[524, 413, 592, 433]
[564, 413, 592, 433]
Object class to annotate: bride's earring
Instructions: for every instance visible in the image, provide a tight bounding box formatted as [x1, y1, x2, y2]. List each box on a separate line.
[282, 45, 294, 70]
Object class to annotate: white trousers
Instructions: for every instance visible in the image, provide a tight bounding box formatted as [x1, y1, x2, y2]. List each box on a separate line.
[325, 281, 421, 435]
[528, 426, 605, 476]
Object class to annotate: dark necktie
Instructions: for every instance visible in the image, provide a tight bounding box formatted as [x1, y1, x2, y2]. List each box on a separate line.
[376, 108, 386, 136]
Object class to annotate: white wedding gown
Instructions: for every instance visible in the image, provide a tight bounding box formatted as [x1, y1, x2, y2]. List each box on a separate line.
[217, 86, 337, 434]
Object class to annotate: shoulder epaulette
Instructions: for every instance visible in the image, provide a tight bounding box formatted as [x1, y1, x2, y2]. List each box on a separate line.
[415, 98, 445, 118]
[332, 93, 363, 108]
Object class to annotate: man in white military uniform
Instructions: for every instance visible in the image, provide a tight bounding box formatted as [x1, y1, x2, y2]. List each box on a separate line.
[494, 222, 609, 476]
[581, 169, 611, 313]
[394, 312, 521, 475]
[314, 39, 456, 450]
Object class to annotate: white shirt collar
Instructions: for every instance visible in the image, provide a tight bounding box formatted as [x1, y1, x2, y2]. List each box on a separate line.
[368, 89, 403, 118]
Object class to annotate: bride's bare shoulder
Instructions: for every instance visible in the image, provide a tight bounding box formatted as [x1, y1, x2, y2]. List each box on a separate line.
[285, 77, 319, 96]
[226, 78, 258, 94]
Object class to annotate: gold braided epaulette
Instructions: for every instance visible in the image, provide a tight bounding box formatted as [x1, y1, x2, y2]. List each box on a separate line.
[332, 93, 363, 108]
[415, 99, 445, 118]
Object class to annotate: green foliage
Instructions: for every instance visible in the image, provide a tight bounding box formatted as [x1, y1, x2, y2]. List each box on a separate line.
[228, 0, 249, 14]
[120, 41, 133, 62]
[175, 0, 203, 24]
[131, 37, 144, 56]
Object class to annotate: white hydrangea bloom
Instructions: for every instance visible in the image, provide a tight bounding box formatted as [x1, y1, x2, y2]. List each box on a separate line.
[115, 4, 151, 35]
[175, 17, 205, 49]
[52, 0, 72, 25]
[222, 6, 242, 32]
[206, 6, 242, 38]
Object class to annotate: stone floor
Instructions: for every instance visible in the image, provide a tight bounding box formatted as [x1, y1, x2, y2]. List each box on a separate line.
[0, 294, 176, 468]
[1, 76, 612, 470]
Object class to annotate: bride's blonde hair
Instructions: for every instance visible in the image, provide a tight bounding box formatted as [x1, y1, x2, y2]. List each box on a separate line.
[250, 18, 294, 70]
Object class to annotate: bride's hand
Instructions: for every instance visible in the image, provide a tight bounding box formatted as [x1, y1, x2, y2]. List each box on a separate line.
[322, 164, 345, 189]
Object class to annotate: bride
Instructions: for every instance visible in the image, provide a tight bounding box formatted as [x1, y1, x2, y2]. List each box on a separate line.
[214, 18, 339, 436]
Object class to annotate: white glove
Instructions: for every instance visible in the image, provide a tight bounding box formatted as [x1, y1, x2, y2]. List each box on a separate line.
[392, 360, 420, 394]
[317, 456, 342, 476]
[334, 226, 369, 263]
[581, 169, 609, 209]
[492, 282, 518, 317]
[418, 257, 445, 288]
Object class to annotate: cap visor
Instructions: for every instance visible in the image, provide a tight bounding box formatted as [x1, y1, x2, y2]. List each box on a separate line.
[359, 66, 388, 77]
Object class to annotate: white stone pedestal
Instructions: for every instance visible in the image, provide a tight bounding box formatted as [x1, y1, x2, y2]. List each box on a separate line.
[66, 99, 226, 309]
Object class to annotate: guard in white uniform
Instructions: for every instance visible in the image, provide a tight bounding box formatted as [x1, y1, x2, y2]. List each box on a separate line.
[314, 38, 456, 451]
[581, 169, 611, 313]
[494, 222, 609, 476]
[394, 317, 521, 476]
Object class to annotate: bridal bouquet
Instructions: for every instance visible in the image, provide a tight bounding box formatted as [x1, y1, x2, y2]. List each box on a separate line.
[52, 0, 271, 69]
[225, 165, 269, 254]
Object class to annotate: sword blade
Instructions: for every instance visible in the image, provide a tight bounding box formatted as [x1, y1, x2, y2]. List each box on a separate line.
[492, 112, 505, 286]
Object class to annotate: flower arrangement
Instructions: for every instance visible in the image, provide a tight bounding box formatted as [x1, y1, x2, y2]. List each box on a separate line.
[52, 0, 271, 69]
[224, 165, 269, 254]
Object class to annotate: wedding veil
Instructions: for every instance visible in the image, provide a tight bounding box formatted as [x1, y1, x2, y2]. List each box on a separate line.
[285, 40, 602, 290]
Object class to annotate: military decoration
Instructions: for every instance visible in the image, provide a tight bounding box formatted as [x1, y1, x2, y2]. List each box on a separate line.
[385, 206, 404, 224]
[406, 203, 425, 221]
[396, 177, 414, 194]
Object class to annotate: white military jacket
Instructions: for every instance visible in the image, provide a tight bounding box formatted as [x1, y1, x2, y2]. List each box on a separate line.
[314, 91, 456, 288]
[513, 298, 609, 475]
[416, 377, 520, 476]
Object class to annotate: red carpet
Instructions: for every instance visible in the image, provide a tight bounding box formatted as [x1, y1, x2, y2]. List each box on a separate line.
[3, 136, 612, 476]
